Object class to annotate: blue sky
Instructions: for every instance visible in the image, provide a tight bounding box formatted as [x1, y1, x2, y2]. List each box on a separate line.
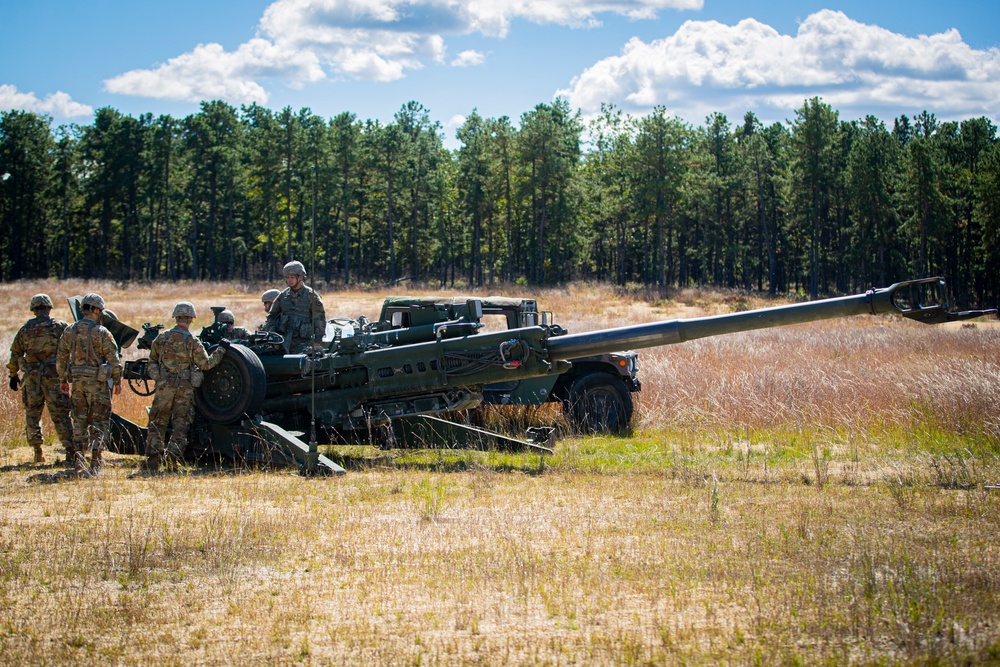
[2, 0, 998, 148]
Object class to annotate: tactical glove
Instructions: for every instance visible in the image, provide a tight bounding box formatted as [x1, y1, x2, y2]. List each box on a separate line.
[9, 375, 19, 391]
[218, 338, 232, 350]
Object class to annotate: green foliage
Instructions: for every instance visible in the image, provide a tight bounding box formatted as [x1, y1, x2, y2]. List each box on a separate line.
[0, 98, 996, 305]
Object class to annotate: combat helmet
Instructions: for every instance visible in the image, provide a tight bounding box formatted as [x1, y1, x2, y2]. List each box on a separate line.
[261, 289, 281, 303]
[172, 302, 197, 319]
[282, 260, 307, 277]
[218, 309, 235, 325]
[81, 293, 106, 311]
[30, 294, 54, 311]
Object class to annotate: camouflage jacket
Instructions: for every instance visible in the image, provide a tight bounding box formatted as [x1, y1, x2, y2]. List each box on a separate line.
[148, 326, 225, 382]
[56, 318, 123, 384]
[7, 316, 68, 379]
[263, 285, 326, 342]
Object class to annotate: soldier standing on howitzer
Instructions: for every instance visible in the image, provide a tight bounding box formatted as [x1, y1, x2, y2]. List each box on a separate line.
[141, 302, 229, 472]
[6, 294, 74, 465]
[56, 293, 123, 476]
[263, 261, 326, 353]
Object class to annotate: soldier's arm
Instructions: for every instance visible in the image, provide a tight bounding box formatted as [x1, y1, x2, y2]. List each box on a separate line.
[146, 335, 163, 381]
[96, 330, 123, 384]
[6, 328, 24, 376]
[55, 329, 71, 382]
[191, 338, 225, 371]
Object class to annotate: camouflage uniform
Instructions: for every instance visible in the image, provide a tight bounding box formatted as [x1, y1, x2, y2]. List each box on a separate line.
[7, 314, 74, 460]
[263, 286, 326, 353]
[145, 327, 225, 460]
[56, 318, 123, 464]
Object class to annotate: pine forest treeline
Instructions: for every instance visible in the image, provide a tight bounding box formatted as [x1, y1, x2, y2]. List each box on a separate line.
[2, 97, 999, 307]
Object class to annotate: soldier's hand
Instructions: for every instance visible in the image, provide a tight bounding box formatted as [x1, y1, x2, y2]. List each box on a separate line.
[8, 375, 18, 391]
[219, 338, 232, 350]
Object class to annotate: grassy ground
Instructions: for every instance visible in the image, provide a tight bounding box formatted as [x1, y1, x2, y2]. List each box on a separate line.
[0, 279, 998, 665]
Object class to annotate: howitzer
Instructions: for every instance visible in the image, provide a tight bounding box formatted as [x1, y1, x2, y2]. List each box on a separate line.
[103, 278, 994, 475]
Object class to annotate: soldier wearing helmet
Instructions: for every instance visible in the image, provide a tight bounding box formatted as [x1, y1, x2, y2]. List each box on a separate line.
[263, 260, 327, 353]
[217, 309, 249, 341]
[6, 294, 74, 464]
[260, 289, 281, 330]
[261, 289, 281, 313]
[141, 302, 230, 472]
[56, 292, 123, 476]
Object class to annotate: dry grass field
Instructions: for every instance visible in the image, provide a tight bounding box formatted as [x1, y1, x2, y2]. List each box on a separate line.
[0, 279, 998, 665]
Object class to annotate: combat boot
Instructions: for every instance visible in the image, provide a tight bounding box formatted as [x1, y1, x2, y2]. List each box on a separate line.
[73, 451, 91, 478]
[63, 448, 77, 468]
[139, 453, 161, 473]
[32, 445, 45, 464]
[90, 450, 104, 475]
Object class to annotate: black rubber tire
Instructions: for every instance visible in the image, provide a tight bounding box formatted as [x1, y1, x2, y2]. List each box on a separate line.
[564, 372, 634, 435]
[195, 344, 267, 424]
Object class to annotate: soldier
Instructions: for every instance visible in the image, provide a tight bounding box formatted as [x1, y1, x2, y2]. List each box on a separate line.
[259, 289, 281, 331]
[261, 289, 280, 315]
[142, 302, 229, 472]
[263, 261, 326, 353]
[6, 294, 74, 464]
[56, 293, 123, 475]
[217, 310, 249, 341]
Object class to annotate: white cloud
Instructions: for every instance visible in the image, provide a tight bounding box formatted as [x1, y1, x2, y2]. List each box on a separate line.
[104, 0, 702, 104]
[337, 48, 409, 81]
[260, 0, 703, 41]
[451, 50, 485, 67]
[104, 39, 324, 104]
[0, 84, 93, 118]
[558, 10, 1000, 125]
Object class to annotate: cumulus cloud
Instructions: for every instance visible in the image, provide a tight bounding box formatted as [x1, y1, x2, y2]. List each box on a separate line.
[105, 0, 700, 104]
[104, 39, 324, 104]
[451, 50, 486, 67]
[0, 84, 93, 118]
[558, 10, 1000, 125]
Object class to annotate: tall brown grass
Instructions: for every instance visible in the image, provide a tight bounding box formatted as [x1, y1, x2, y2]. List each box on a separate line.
[0, 279, 997, 665]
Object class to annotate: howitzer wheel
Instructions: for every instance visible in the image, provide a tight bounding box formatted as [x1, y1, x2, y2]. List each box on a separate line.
[565, 372, 633, 436]
[195, 344, 267, 424]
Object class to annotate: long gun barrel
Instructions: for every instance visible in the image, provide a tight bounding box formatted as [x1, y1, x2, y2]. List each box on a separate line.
[546, 278, 996, 360]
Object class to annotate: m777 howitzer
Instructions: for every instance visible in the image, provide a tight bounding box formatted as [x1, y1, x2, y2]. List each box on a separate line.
[103, 278, 995, 475]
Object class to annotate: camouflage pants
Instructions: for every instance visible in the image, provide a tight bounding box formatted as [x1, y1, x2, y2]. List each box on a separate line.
[70, 378, 113, 453]
[145, 383, 196, 459]
[21, 372, 73, 448]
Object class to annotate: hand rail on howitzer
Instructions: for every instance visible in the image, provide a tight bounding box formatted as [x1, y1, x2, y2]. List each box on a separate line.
[545, 278, 998, 361]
